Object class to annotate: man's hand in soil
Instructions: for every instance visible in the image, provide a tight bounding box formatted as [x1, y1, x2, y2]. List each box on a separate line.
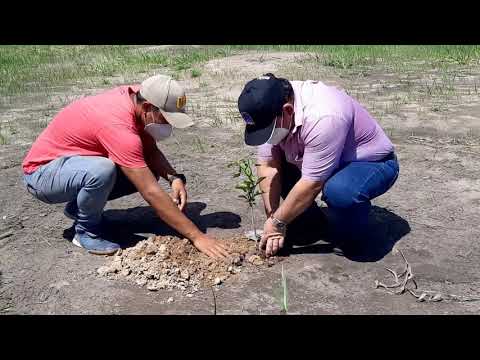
[260, 218, 286, 257]
[170, 178, 187, 211]
[192, 235, 230, 260]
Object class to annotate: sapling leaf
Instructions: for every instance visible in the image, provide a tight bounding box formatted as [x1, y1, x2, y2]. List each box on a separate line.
[244, 179, 254, 186]
[230, 157, 266, 238]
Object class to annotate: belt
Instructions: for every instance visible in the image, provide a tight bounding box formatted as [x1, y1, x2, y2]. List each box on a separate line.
[382, 152, 396, 161]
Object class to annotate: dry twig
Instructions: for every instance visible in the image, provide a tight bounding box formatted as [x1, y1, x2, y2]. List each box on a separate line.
[211, 286, 217, 315]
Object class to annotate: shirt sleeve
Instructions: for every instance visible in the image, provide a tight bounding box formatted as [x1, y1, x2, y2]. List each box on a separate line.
[96, 124, 148, 168]
[257, 143, 282, 163]
[300, 115, 350, 182]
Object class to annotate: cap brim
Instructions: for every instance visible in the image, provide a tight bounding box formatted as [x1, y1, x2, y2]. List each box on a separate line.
[244, 118, 276, 146]
[160, 110, 194, 129]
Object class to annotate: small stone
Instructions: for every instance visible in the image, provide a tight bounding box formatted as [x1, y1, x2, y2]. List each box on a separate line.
[136, 279, 147, 287]
[49, 280, 70, 290]
[147, 282, 160, 291]
[167, 297, 174, 303]
[227, 266, 234, 273]
[418, 293, 428, 302]
[186, 294, 193, 298]
[158, 244, 169, 259]
[145, 271, 155, 280]
[145, 243, 158, 255]
[110, 261, 122, 273]
[2, 216, 6, 220]
[248, 255, 264, 266]
[116, 249, 123, 256]
[181, 270, 190, 280]
[120, 268, 131, 276]
[214, 277, 222, 285]
[231, 256, 242, 266]
[97, 266, 114, 276]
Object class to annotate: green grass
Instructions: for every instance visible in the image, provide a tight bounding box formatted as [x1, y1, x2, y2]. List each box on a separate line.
[2, 45, 479, 143]
[277, 265, 289, 314]
[227, 45, 480, 68]
[190, 68, 202, 78]
[229, 45, 480, 119]
[3, 45, 478, 98]
[192, 135, 206, 153]
[0, 45, 232, 97]
[0, 120, 8, 144]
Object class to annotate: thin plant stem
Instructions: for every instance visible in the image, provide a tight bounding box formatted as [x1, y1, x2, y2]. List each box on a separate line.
[250, 206, 257, 245]
[281, 265, 288, 314]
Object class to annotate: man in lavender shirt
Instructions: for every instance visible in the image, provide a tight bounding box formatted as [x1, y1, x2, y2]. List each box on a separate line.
[238, 73, 399, 257]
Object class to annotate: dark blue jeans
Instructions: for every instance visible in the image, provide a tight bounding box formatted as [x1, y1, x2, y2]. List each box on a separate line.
[281, 152, 399, 241]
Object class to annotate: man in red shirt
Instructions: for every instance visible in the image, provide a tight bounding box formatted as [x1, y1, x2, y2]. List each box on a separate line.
[23, 74, 229, 258]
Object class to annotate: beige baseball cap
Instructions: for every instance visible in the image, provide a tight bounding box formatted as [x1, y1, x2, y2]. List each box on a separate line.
[139, 74, 194, 129]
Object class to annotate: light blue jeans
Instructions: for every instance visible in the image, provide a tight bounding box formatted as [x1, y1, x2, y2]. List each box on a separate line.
[23, 156, 141, 236]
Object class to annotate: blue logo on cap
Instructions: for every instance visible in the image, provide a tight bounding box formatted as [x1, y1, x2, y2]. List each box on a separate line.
[241, 112, 255, 125]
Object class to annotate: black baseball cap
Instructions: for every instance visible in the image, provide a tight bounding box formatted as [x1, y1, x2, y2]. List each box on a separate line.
[238, 74, 286, 146]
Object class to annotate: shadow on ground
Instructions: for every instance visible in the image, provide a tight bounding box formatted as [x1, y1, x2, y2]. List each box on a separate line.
[285, 206, 411, 263]
[63, 202, 241, 248]
[62, 202, 409, 261]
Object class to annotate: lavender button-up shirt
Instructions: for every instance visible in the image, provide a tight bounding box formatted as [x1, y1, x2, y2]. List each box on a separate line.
[257, 80, 394, 182]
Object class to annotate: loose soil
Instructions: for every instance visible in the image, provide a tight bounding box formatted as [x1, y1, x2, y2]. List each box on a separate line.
[97, 235, 283, 294]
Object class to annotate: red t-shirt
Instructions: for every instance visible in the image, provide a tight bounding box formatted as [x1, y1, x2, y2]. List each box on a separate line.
[22, 85, 157, 174]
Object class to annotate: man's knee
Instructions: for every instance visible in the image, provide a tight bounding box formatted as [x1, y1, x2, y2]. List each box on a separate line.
[323, 180, 367, 209]
[86, 158, 117, 188]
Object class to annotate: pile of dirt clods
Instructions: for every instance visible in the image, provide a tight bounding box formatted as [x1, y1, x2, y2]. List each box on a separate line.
[97, 235, 283, 295]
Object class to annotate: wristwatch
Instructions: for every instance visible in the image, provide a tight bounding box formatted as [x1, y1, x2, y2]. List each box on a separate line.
[270, 215, 287, 233]
[168, 173, 186, 185]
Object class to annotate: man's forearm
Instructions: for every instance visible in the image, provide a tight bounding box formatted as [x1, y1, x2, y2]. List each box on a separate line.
[149, 149, 177, 181]
[121, 165, 202, 242]
[257, 162, 282, 217]
[273, 178, 324, 224]
[142, 185, 203, 242]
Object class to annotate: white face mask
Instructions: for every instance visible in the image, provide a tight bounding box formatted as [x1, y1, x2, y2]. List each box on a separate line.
[145, 123, 173, 141]
[267, 114, 289, 145]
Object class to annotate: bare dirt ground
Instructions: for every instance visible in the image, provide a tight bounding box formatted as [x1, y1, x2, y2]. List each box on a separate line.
[1, 51, 480, 314]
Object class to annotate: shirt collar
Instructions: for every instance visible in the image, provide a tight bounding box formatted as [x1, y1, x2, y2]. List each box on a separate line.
[291, 81, 304, 134]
